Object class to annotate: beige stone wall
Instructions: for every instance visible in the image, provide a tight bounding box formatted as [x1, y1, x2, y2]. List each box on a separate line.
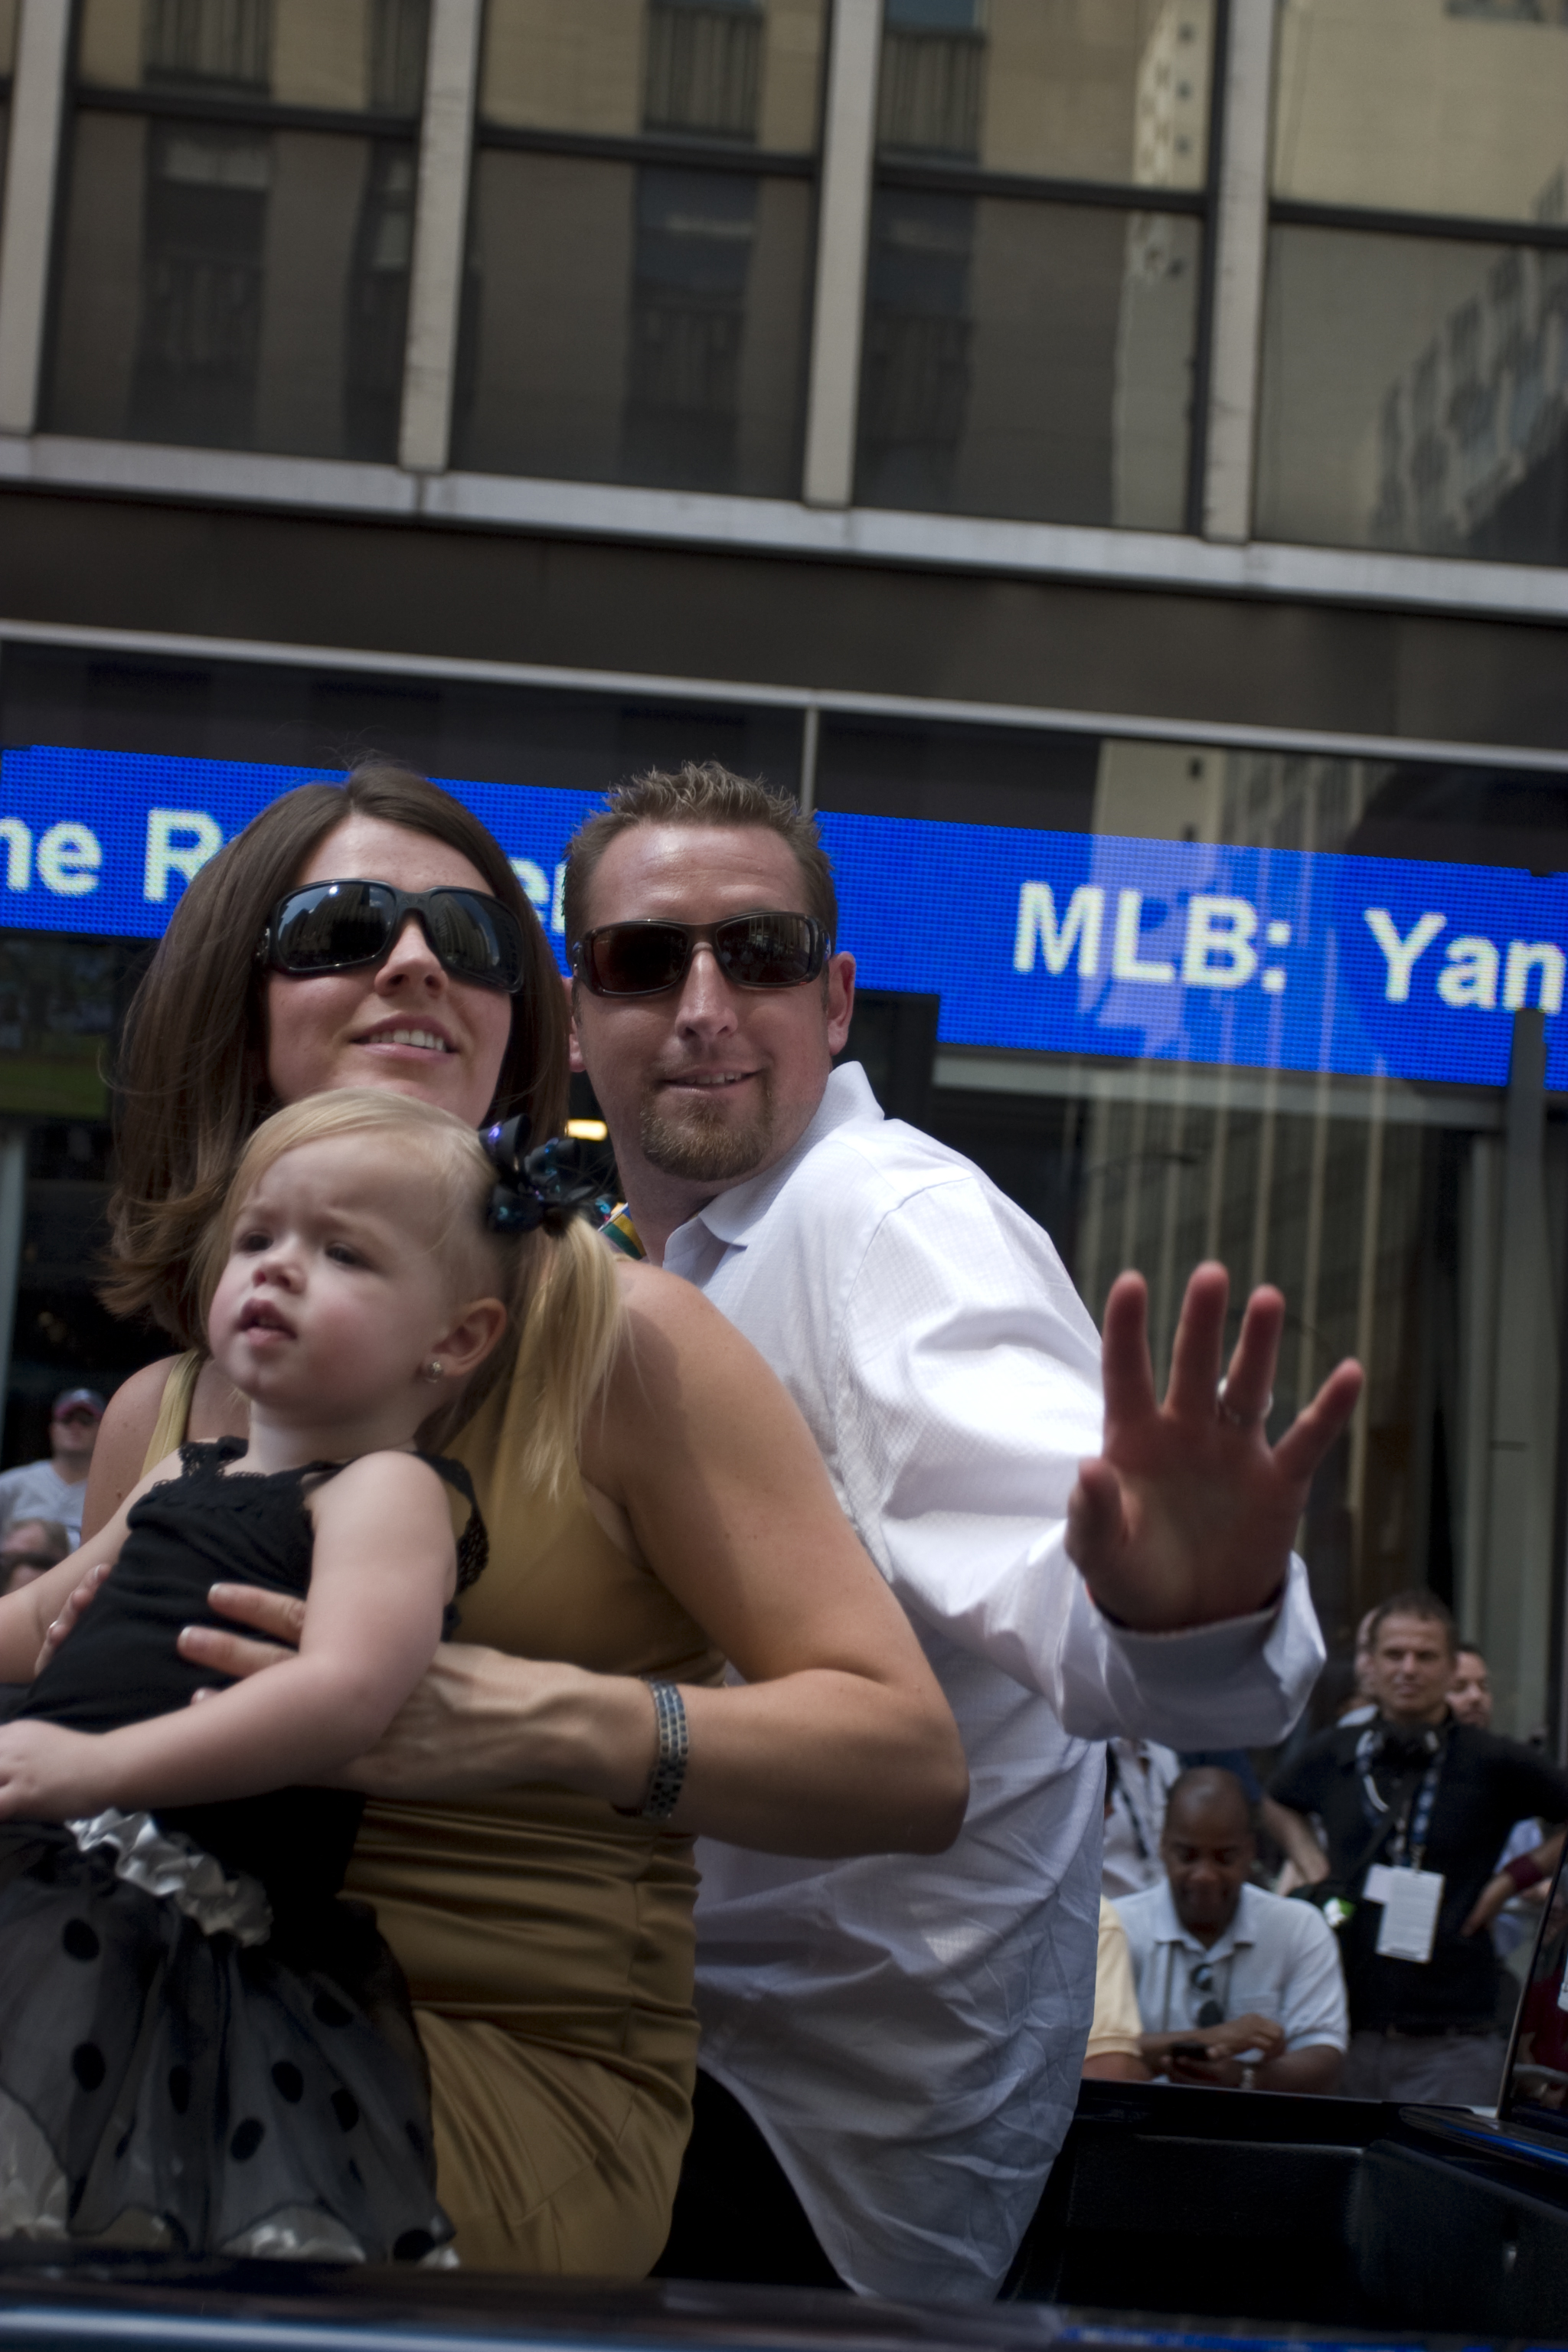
[1273, 0, 1568, 223]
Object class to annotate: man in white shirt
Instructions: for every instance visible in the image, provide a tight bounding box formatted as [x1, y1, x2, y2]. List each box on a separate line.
[564, 766, 1362, 2302]
[0, 1389, 103, 1550]
[1117, 1767, 1347, 2093]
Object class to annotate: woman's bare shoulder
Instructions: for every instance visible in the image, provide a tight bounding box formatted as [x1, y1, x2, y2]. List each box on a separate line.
[81, 1357, 185, 1537]
[612, 1255, 739, 1339]
[598, 1255, 799, 1447]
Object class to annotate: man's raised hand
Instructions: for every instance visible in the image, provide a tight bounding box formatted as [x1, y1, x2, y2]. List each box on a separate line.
[1066, 1261, 1362, 1633]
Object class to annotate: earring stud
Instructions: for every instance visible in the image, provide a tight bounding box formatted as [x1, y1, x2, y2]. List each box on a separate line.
[424, 1359, 443, 1383]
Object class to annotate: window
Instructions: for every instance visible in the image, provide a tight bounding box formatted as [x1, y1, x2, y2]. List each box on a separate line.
[856, 0, 1217, 530]
[644, 0, 765, 139]
[44, 0, 427, 462]
[452, 0, 824, 496]
[1256, 0, 1568, 564]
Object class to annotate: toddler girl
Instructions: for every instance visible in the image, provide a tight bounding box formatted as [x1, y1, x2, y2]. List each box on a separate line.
[0, 1088, 534, 2262]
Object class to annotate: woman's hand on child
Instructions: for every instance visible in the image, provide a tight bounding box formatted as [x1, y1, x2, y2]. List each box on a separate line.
[191, 1583, 658, 1803]
[34, 1560, 112, 1675]
[0, 1720, 116, 1821]
[177, 1583, 304, 1690]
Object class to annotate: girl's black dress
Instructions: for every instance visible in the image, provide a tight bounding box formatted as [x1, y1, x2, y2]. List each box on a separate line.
[0, 1437, 481, 2262]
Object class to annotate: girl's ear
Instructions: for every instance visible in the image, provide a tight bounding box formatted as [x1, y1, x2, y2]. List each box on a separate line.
[431, 1296, 508, 1383]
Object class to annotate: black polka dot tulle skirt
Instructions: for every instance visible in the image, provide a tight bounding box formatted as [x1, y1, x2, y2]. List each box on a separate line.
[0, 1824, 452, 2261]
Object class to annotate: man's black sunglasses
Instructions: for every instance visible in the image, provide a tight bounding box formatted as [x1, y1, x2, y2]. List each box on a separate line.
[572, 913, 829, 998]
[260, 881, 527, 994]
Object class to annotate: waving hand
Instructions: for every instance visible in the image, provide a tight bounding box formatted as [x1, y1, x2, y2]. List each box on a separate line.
[1067, 1262, 1362, 1632]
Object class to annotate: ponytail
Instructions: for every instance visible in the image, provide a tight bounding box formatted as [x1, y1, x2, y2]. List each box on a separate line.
[421, 1214, 624, 1498]
[511, 1217, 626, 1499]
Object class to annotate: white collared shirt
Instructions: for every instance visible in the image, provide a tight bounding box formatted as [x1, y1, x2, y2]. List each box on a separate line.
[665, 1063, 1325, 2303]
[1115, 1879, 1349, 2054]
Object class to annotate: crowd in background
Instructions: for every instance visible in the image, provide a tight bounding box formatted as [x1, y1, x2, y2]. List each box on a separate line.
[1092, 1596, 1568, 2107]
[0, 1387, 102, 1592]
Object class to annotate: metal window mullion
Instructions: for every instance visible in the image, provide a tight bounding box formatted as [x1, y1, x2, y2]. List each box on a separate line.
[398, 0, 483, 475]
[0, 0, 74, 437]
[802, 0, 882, 508]
[1200, 0, 1276, 544]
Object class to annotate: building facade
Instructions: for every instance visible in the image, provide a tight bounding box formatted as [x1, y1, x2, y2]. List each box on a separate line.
[2, 0, 1568, 1740]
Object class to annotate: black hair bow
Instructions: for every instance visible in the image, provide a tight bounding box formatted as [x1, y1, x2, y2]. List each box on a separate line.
[483, 1115, 612, 1236]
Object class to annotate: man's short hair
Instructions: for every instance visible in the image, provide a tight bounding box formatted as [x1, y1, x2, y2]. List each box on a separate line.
[1367, 1588, 1457, 1655]
[1455, 1641, 1486, 1665]
[1163, 1765, 1257, 1840]
[562, 763, 838, 951]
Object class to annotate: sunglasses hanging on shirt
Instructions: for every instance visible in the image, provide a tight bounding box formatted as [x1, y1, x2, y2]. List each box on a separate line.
[1187, 1958, 1232, 2030]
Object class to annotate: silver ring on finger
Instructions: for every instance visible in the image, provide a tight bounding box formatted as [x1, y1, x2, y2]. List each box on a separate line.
[1217, 1377, 1273, 1428]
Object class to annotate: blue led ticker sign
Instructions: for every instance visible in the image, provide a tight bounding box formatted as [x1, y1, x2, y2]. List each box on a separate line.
[2, 743, 1565, 1091]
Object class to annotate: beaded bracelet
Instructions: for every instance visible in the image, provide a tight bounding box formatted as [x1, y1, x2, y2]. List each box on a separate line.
[614, 1679, 689, 1824]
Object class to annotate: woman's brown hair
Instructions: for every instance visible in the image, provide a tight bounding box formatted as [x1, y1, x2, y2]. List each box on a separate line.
[105, 763, 569, 1348]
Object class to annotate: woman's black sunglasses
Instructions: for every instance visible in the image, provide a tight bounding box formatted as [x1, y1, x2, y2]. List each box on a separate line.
[260, 881, 527, 995]
[572, 913, 829, 998]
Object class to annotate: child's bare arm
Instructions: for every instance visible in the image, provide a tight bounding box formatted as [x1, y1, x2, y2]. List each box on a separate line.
[0, 1452, 186, 1683]
[0, 1454, 454, 1821]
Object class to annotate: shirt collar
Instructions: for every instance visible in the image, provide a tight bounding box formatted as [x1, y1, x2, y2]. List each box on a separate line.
[669, 1061, 884, 1254]
[1149, 1877, 1256, 1961]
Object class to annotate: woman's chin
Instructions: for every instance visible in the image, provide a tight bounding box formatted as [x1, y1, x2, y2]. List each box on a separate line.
[322, 1057, 482, 1120]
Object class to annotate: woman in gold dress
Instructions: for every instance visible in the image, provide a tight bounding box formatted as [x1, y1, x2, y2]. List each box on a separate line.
[71, 763, 967, 2275]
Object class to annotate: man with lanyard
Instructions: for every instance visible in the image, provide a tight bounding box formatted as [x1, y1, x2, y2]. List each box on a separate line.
[563, 766, 1363, 2301]
[1269, 1589, 1568, 2103]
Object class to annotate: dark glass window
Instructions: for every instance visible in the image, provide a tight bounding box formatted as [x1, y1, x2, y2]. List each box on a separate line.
[44, 0, 424, 462]
[856, 0, 1215, 529]
[644, 0, 766, 139]
[1257, 0, 1568, 562]
[623, 168, 760, 489]
[456, 0, 823, 495]
[858, 189, 1200, 526]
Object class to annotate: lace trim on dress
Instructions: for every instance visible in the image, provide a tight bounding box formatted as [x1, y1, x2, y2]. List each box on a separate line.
[67, 1807, 273, 1945]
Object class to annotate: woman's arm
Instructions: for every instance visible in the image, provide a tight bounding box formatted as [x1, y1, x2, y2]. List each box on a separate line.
[183, 1267, 969, 1858]
[0, 1463, 168, 1682]
[0, 1455, 452, 1821]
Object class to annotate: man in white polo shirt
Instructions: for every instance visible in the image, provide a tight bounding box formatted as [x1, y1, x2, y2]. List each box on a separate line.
[1118, 1766, 1347, 2092]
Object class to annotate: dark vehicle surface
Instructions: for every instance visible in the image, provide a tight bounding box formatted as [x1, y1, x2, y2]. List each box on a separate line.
[8, 1851, 1568, 2347]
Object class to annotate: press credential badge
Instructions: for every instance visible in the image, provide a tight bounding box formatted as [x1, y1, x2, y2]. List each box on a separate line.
[1366, 1864, 1445, 1963]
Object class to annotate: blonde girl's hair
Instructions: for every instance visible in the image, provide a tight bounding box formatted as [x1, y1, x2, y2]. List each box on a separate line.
[197, 1089, 623, 1498]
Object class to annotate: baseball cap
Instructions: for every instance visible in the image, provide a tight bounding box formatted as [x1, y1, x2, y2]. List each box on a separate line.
[52, 1388, 106, 1420]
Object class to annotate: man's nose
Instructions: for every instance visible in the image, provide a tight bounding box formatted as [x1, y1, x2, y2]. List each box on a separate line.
[675, 942, 740, 1030]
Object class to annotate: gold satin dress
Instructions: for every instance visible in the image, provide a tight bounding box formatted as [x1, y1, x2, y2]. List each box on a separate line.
[142, 1354, 723, 2275]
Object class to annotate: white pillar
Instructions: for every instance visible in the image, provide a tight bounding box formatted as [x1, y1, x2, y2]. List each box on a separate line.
[398, 0, 483, 475]
[801, 0, 882, 509]
[1200, 0, 1276, 544]
[0, 0, 74, 436]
